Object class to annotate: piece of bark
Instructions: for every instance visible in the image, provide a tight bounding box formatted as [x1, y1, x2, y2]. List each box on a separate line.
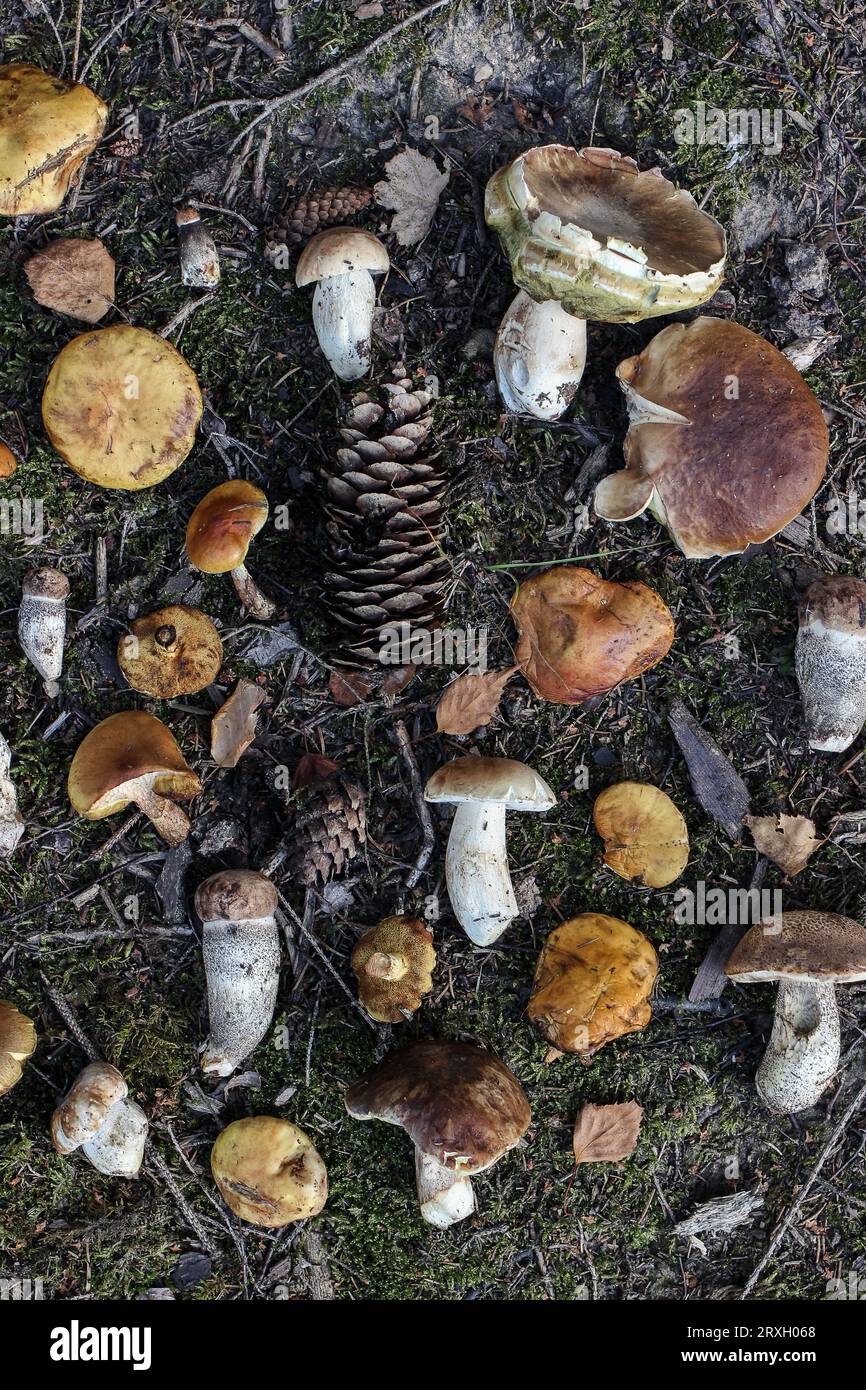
[155, 839, 192, 924]
[689, 858, 766, 1003]
[210, 679, 268, 767]
[667, 698, 750, 839]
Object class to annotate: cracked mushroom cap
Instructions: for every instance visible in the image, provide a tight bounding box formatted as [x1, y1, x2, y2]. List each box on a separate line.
[0, 63, 109, 217]
[511, 565, 674, 705]
[118, 605, 223, 699]
[593, 781, 689, 888]
[296, 227, 390, 285]
[528, 913, 658, 1055]
[194, 869, 278, 924]
[594, 318, 828, 558]
[211, 1116, 328, 1228]
[0, 1000, 36, 1097]
[351, 915, 436, 1023]
[68, 710, 201, 821]
[186, 480, 269, 574]
[485, 144, 726, 323]
[42, 325, 202, 491]
[799, 576, 866, 635]
[51, 1061, 127, 1154]
[424, 755, 555, 811]
[725, 910, 866, 985]
[345, 1039, 530, 1176]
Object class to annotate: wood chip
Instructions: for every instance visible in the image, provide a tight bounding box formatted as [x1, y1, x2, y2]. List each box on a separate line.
[674, 1189, 764, 1241]
[667, 698, 750, 838]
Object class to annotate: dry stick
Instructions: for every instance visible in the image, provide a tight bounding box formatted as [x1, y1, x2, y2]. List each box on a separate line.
[29, 926, 192, 946]
[740, 1071, 866, 1298]
[394, 719, 436, 890]
[147, 1151, 220, 1262]
[277, 891, 375, 1030]
[40, 974, 99, 1061]
[78, 3, 142, 82]
[71, 0, 84, 79]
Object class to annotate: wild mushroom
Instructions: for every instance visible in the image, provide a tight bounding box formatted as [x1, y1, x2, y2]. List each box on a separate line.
[117, 605, 223, 699]
[52, 1062, 148, 1176]
[725, 910, 866, 1114]
[195, 870, 280, 1078]
[68, 710, 202, 845]
[0, 730, 25, 856]
[511, 564, 674, 704]
[345, 1039, 530, 1228]
[0, 441, 17, 478]
[351, 915, 436, 1022]
[295, 227, 390, 380]
[0, 63, 108, 216]
[528, 913, 658, 1056]
[0, 1001, 36, 1097]
[424, 755, 555, 946]
[186, 480, 275, 620]
[18, 567, 70, 698]
[485, 144, 726, 323]
[42, 324, 202, 490]
[176, 206, 220, 287]
[494, 290, 586, 420]
[594, 318, 828, 558]
[795, 576, 866, 752]
[211, 1116, 328, 1227]
[593, 781, 689, 888]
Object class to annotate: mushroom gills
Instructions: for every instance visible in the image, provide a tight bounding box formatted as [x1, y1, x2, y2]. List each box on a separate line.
[444, 800, 518, 946]
[312, 271, 376, 381]
[415, 1149, 476, 1228]
[756, 978, 839, 1115]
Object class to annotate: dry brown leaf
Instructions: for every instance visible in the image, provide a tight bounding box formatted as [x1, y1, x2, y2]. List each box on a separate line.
[210, 679, 268, 768]
[435, 666, 517, 735]
[292, 753, 340, 791]
[24, 238, 115, 323]
[573, 1101, 643, 1165]
[329, 670, 373, 706]
[745, 813, 823, 876]
[374, 147, 450, 246]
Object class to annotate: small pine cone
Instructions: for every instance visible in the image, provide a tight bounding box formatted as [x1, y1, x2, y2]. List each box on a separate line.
[293, 771, 367, 887]
[264, 185, 373, 261]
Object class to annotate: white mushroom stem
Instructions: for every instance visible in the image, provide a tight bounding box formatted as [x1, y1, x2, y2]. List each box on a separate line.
[365, 951, 407, 981]
[756, 979, 840, 1115]
[0, 731, 24, 857]
[201, 915, 281, 1077]
[18, 568, 69, 699]
[312, 270, 376, 381]
[494, 291, 586, 420]
[230, 563, 275, 620]
[445, 800, 518, 946]
[796, 616, 866, 752]
[414, 1149, 475, 1228]
[82, 1097, 149, 1177]
[130, 780, 191, 846]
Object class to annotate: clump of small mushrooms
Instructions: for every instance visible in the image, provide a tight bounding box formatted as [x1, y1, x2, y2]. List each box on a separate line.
[196, 871, 280, 1078]
[345, 1040, 530, 1228]
[795, 576, 866, 752]
[351, 915, 435, 1022]
[211, 1117, 328, 1227]
[186, 480, 275, 620]
[0, 1001, 36, 1097]
[296, 227, 389, 380]
[0, 730, 25, 856]
[52, 1062, 148, 1177]
[117, 605, 223, 699]
[0, 63, 108, 216]
[18, 567, 69, 698]
[593, 782, 689, 889]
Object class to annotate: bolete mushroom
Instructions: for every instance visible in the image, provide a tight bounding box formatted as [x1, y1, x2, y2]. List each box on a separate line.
[0, 1000, 36, 1097]
[295, 227, 390, 380]
[795, 576, 866, 752]
[176, 206, 220, 288]
[485, 144, 726, 323]
[424, 755, 555, 946]
[528, 913, 658, 1056]
[211, 1116, 328, 1227]
[593, 781, 689, 888]
[725, 910, 866, 1114]
[196, 870, 280, 1078]
[345, 1039, 530, 1228]
[18, 567, 70, 698]
[0, 63, 108, 216]
[594, 317, 829, 558]
[52, 1062, 148, 1176]
[42, 325, 202, 490]
[0, 730, 24, 856]
[494, 290, 586, 420]
[186, 479, 275, 620]
[117, 605, 223, 699]
[351, 915, 435, 1022]
[511, 565, 674, 705]
[68, 710, 202, 845]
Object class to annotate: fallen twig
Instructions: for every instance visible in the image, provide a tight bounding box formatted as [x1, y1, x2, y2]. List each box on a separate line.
[41, 974, 99, 1060]
[394, 718, 436, 891]
[147, 1150, 220, 1262]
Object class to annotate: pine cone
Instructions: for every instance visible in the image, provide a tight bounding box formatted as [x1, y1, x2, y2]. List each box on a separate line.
[322, 376, 449, 668]
[291, 757, 367, 887]
[265, 185, 373, 261]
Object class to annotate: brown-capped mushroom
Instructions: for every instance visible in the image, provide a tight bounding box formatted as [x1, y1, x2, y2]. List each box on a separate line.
[351, 915, 435, 1022]
[117, 605, 223, 699]
[52, 1062, 148, 1176]
[211, 1116, 328, 1227]
[176, 206, 220, 288]
[795, 576, 866, 752]
[0, 63, 108, 216]
[186, 480, 275, 620]
[196, 870, 280, 1078]
[593, 781, 689, 888]
[0, 1001, 36, 1097]
[296, 227, 390, 380]
[18, 567, 70, 698]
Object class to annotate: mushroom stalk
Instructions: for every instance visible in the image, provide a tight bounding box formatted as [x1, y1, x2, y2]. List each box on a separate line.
[202, 915, 281, 1077]
[494, 292, 586, 420]
[81, 1097, 149, 1177]
[757, 979, 840, 1115]
[414, 1149, 475, 1229]
[312, 270, 375, 381]
[230, 563, 275, 620]
[132, 782, 191, 845]
[445, 799, 517, 946]
[0, 731, 24, 857]
[365, 951, 408, 982]
[18, 567, 69, 698]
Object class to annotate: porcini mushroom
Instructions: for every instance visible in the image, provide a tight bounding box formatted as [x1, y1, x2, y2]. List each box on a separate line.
[725, 910, 866, 1114]
[68, 710, 202, 845]
[18, 567, 70, 698]
[485, 144, 726, 323]
[0, 63, 108, 216]
[186, 480, 275, 620]
[528, 913, 658, 1056]
[295, 227, 389, 380]
[196, 870, 280, 1078]
[0, 1001, 36, 1097]
[494, 290, 586, 419]
[593, 781, 689, 888]
[511, 564, 674, 704]
[117, 605, 223, 699]
[424, 755, 555, 946]
[351, 915, 435, 1022]
[211, 1116, 328, 1227]
[594, 317, 829, 558]
[0, 730, 24, 856]
[52, 1062, 148, 1176]
[42, 325, 202, 490]
[345, 1039, 530, 1228]
[795, 576, 866, 752]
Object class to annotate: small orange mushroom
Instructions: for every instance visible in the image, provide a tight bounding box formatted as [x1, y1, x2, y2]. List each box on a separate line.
[186, 480, 275, 619]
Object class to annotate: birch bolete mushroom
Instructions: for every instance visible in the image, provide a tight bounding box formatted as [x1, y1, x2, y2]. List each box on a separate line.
[52, 1062, 148, 1176]
[295, 227, 389, 380]
[0, 1001, 36, 1097]
[0, 730, 24, 856]
[176, 206, 220, 287]
[424, 756, 555, 946]
[196, 870, 280, 1078]
[795, 576, 866, 752]
[0, 63, 108, 216]
[351, 915, 435, 1022]
[593, 781, 689, 888]
[18, 567, 70, 698]
[494, 290, 586, 420]
[725, 910, 866, 1114]
[186, 480, 275, 620]
[211, 1116, 328, 1227]
[345, 1040, 530, 1228]
[68, 710, 202, 845]
[117, 605, 223, 699]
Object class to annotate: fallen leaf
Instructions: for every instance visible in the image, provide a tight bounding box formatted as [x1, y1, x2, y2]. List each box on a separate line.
[329, 669, 373, 706]
[210, 679, 268, 768]
[459, 95, 496, 127]
[292, 752, 340, 791]
[573, 1101, 643, 1164]
[435, 666, 517, 735]
[374, 147, 450, 246]
[24, 238, 115, 323]
[745, 813, 823, 876]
